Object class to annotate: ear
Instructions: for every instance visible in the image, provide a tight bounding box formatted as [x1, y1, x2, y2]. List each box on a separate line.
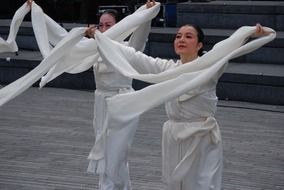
[197, 42, 203, 50]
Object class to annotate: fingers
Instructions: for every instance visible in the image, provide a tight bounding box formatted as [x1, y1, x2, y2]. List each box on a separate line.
[252, 23, 272, 37]
[27, 0, 33, 8]
[85, 25, 97, 38]
[146, 0, 151, 9]
[146, 0, 156, 9]
[255, 23, 262, 34]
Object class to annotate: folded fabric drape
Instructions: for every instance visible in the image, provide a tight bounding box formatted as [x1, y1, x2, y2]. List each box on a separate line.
[0, 3, 30, 53]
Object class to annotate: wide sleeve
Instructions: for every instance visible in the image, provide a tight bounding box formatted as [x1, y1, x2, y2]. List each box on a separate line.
[44, 14, 68, 46]
[0, 2, 30, 53]
[97, 33, 176, 75]
[126, 4, 152, 52]
[121, 44, 176, 74]
[127, 20, 151, 52]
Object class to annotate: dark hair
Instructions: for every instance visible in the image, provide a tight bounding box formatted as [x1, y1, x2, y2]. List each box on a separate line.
[181, 24, 205, 56]
[101, 9, 121, 23]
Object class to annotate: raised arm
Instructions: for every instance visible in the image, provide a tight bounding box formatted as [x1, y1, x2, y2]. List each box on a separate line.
[127, 0, 156, 51]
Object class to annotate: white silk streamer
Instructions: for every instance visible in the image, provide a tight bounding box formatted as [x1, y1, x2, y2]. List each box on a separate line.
[0, 2, 161, 106]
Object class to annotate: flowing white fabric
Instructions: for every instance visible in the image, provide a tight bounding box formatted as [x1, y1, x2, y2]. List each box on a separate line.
[0, 27, 85, 106]
[95, 26, 276, 123]
[0, 2, 161, 106]
[0, 3, 30, 53]
[39, 3, 160, 85]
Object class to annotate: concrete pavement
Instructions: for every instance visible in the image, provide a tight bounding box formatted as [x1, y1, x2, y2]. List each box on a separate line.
[0, 87, 283, 190]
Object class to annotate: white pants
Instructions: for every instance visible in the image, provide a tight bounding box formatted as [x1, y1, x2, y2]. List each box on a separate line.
[162, 121, 223, 190]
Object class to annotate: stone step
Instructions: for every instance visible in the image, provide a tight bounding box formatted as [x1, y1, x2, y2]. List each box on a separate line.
[0, 51, 95, 91]
[0, 50, 283, 105]
[177, 1, 284, 30]
[217, 62, 284, 105]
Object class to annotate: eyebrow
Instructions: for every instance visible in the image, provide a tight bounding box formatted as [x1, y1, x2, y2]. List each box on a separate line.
[176, 32, 195, 35]
[99, 21, 113, 25]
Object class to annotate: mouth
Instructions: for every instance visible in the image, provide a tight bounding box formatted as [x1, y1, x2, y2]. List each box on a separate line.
[177, 43, 186, 47]
[178, 45, 186, 49]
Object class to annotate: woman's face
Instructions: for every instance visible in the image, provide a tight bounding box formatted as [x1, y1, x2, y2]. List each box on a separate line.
[174, 25, 202, 58]
[98, 13, 116, 32]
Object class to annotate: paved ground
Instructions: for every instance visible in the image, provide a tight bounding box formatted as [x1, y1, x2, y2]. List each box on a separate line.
[0, 87, 283, 190]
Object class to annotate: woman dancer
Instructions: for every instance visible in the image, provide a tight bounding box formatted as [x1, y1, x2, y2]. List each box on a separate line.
[93, 23, 274, 190]
[27, 0, 158, 189]
[85, 1, 156, 190]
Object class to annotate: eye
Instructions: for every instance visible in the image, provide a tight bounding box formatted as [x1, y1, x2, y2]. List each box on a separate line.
[175, 34, 181, 39]
[186, 35, 193, 39]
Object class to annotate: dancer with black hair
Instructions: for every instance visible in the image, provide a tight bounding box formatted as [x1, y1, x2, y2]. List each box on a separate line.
[27, 1, 158, 189]
[93, 23, 274, 190]
[85, 1, 157, 190]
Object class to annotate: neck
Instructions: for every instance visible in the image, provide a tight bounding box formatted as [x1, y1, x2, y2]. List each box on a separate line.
[180, 54, 198, 64]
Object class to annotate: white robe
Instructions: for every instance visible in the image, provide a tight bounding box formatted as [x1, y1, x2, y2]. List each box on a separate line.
[93, 26, 276, 190]
[110, 57, 222, 190]
[163, 87, 222, 190]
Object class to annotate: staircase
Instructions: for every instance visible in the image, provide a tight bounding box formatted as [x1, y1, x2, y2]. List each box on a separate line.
[0, 1, 283, 105]
[145, 0, 284, 105]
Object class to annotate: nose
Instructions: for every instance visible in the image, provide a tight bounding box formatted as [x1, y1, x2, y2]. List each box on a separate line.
[100, 26, 107, 32]
[178, 36, 186, 43]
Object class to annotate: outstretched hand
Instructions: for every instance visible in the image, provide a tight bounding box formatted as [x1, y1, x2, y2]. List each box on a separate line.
[252, 23, 273, 37]
[146, 0, 156, 9]
[85, 25, 97, 38]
